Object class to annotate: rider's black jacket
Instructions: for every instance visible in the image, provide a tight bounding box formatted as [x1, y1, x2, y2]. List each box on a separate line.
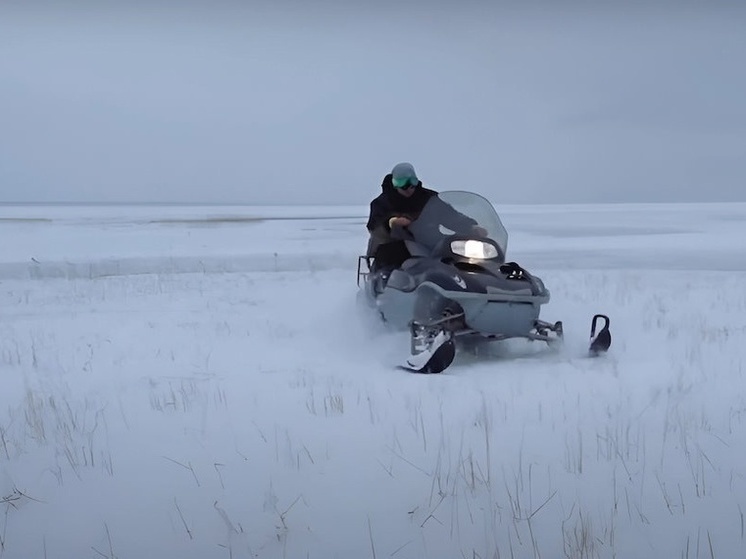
[366, 174, 477, 266]
[367, 175, 436, 231]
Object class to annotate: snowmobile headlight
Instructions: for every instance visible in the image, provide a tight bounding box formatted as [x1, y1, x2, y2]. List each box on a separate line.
[450, 240, 498, 260]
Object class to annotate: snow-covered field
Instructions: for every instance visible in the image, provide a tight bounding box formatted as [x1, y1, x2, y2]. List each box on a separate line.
[1, 201, 746, 558]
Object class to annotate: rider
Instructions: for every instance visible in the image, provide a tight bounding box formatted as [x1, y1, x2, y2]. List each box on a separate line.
[366, 162, 486, 273]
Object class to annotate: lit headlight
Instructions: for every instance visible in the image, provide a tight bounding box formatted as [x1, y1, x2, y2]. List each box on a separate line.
[450, 240, 498, 259]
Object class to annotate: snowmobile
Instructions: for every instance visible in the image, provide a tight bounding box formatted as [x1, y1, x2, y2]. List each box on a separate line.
[357, 191, 611, 373]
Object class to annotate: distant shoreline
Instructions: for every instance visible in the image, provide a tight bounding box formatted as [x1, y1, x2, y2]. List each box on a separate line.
[3, 200, 746, 207]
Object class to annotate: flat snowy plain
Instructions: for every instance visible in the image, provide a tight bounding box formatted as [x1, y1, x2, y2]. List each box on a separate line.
[1, 201, 745, 558]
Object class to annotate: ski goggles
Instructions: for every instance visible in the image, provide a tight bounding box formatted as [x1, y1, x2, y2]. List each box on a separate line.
[392, 176, 417, 189]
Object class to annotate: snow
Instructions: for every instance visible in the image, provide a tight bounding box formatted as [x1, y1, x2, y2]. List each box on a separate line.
[1, 201, 746, 558]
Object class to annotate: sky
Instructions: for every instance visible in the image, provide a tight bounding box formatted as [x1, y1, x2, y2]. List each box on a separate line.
[1, 201, 746, 557]
[1, 0, 745, 205]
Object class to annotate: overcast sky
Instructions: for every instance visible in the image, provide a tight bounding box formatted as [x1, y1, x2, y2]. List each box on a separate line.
[1, 1, 745, 205]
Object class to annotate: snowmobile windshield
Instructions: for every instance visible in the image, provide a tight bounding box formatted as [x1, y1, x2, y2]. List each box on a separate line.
[407, 191, 509, 256]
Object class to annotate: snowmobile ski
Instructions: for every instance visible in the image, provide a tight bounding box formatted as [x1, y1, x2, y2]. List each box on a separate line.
[399, 329, 455, 374]
[588, 314, 612, 356]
